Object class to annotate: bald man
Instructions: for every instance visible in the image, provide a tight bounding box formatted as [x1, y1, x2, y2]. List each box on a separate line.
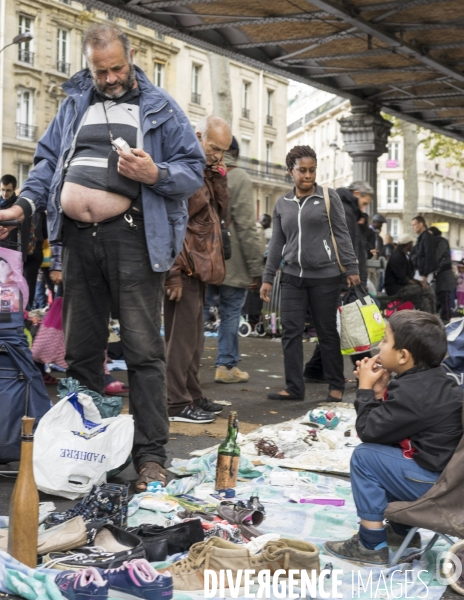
[164, 116, 231, 423]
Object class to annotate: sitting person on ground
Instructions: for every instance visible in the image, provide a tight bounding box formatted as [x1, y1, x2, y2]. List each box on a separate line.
[325, 311, 463, 566]
[384, 233, 435, 313]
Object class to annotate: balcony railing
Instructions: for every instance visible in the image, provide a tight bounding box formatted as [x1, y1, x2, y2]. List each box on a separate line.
[266, 115, 273, 126]
[18, 49, 34, 65]
[432, 196, 464, 216]
[242, 108, 250, 120]
[237, 157, 292, 185]
[191, 92, 201, 105]
[57, 60, 70, 75]
[16, 123, 37, 141]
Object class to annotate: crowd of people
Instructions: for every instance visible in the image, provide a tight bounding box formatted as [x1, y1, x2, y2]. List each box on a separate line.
[0, 22, 460, 495]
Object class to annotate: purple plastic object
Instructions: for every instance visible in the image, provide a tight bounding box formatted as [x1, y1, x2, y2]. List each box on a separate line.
[299, 498, 345, 506]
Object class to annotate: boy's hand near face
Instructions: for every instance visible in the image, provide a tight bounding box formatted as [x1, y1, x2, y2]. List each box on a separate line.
[354, 355, 391, 399]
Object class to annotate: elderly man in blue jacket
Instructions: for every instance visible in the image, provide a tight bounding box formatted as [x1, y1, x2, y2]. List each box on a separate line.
[0, 24, 205, 491]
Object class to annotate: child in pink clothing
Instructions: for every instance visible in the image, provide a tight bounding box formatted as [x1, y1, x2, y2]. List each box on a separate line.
[456, 261, 464, 307]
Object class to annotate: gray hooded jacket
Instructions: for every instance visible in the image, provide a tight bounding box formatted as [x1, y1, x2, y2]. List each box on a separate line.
[263, 184, 359, 283]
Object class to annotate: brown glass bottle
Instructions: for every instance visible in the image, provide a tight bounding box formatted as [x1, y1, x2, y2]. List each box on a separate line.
[8, 417, 39, 567]
[215, 411, 240, 490]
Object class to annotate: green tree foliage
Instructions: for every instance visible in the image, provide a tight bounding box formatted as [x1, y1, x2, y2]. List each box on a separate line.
[420, 131, 464, 168]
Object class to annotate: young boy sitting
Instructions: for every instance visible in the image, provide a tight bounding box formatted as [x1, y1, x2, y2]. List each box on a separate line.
[325, 310, 463, 566]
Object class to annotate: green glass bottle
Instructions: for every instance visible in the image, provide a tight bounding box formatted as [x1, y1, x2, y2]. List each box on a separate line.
[215, 411, 240, 490]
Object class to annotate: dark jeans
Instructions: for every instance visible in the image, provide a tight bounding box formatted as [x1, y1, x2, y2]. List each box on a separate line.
[61, 214, 168, 471]
[164, 274, 204, 414]
[280, 279, 344, 398]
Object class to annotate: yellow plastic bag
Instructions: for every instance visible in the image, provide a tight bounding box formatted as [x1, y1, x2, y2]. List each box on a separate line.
[339, 287, 385, 355]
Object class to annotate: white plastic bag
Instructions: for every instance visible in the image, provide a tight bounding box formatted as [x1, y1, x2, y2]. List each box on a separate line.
[33, 392, 134, 499]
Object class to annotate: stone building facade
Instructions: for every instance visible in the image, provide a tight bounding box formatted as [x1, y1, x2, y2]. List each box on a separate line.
[287, 85, 464, 254]
[0, 0, 289, 215]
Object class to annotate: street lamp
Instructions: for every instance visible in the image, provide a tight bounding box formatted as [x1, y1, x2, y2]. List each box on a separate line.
[0, 33, 33, 55]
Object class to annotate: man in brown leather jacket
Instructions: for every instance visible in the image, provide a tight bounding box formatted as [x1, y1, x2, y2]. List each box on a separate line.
[165, 116, 232, 423]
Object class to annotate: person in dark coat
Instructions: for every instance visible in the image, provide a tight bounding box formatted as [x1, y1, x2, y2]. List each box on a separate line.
[411, 215, 436, 281]
[385, 233, 435, 313]
[429, 226, 455, 323]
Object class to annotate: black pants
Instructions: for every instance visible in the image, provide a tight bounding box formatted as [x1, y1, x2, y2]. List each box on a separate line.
[437, 289, 451, 322]
[24, 244, 43, 309]
[62, 214, 168, 470]
[164, 274, 204, 414]
[280, 279, 344, 398]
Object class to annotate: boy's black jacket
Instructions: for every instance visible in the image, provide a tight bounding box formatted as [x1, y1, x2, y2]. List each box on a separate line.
[355, 366, 463, 472]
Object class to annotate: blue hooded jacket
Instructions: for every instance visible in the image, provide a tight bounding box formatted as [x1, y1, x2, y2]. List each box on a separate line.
[17, 66, 205, 273]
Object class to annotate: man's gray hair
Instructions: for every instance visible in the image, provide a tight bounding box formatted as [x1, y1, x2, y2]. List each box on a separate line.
[348, 180, 375, 195]
[195, 115, 231, 139]
[82, 24, 131, 60]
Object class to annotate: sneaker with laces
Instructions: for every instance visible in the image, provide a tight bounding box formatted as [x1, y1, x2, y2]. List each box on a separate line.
[215, 366, 249, 383]
[55, 567, 109, 600]
[44, 483, 130, 529]
[325, 533, 389, 566]
[169, 404, 216, 423]
[104, 559, 173, 600]
[159, 536, 319, 592]
[194, 396, 223, 414]
[43, 523, 145, 571]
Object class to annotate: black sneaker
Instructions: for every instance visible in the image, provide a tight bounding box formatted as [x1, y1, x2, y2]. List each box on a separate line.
[43, 523, 145, 570]
[169, 404, 216, 423]
[325, 533, 388, 566]
[194, 396, 223, 414]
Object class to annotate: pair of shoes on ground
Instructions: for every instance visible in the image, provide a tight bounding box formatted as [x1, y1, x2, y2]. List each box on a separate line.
[55, 559, 172, 600]
[44, 483, 130, 529]
[169, 397, 223, 423]
[215, 365, 249, 383]
[324, 524, 422, 566]
[43, 521, 145, 570]
[158, 536, 320, 592]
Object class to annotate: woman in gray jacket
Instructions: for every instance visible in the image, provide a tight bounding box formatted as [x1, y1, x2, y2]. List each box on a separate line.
[260, 145, 360, 401]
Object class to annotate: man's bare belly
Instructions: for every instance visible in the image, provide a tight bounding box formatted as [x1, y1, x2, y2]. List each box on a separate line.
[61, 182, 132, 222]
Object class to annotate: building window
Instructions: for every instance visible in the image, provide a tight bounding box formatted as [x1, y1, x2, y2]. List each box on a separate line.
[445, 185, 452, 200]
[154, 62, 165, 88]
[242, 82, 250, 119]
[18, 16, 34, 65]
[60, 0, 71, 5]
[386, 179, 399, 203]
[388, 142, 400, 161]
[387, 218, 399, 240]
[126, 20, 137, 29]
[155, 31, 165, 41]
[265, 194, 270, 214]
[57, 29, 70, 75]
[433, 181, 443, 198]
[241, 139, 250, 158]
[16, 88, 36, 140]
[266, 142, 272, 164]
[18, 164, 32, 189]
[191, 65, 201, 104]
[106, 12, 115, 21]
[266, 90, 273, 126]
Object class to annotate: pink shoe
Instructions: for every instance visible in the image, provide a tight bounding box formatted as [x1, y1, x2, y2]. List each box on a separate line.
[105, 380, 129, 395]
